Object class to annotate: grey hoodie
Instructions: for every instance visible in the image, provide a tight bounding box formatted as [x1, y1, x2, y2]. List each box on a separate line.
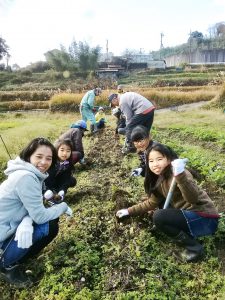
[0, 157, 68, 243]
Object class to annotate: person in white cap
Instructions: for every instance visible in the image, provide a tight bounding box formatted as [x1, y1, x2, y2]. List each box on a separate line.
[95, 107, 107, 129]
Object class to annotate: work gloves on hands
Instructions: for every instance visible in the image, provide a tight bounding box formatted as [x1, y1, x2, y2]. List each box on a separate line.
[116, 209, 129, 218]
[131, 167, 143, 177]
[171, 159, 186, 176]
[44, 190, 73, 217]
[15, 216, 33, 249]
[44, 190, 64, 203]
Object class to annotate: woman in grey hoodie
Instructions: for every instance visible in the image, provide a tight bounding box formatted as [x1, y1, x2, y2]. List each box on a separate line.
[0, 137, 72, 288]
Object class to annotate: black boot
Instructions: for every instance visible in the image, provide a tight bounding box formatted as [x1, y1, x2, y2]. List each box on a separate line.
[0, 265, 33, 288]
[90, 124, 98, 134]
[173, 231, 203, 263]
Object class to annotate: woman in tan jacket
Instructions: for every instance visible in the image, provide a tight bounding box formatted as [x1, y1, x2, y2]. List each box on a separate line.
[116, 143, 219, 262]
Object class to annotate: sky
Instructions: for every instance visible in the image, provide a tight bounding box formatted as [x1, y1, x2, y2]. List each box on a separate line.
[1, 0, 225, 67]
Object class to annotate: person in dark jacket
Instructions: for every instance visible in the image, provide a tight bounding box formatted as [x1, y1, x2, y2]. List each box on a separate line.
[44, 139, 76, 200]
[112, 106, 126, 135]
[116, 143, 219, 262]
[130, 125, 156, 177]
[56, 120, 87, 164]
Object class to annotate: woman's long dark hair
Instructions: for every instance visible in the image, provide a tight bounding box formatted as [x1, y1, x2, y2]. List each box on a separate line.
[144, 143, 178, 196]
[20, 137, 57, 166]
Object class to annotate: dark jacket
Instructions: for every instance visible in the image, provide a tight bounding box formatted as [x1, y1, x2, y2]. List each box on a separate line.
[56, 128, 84, 159]
[44, 160, 76, 194]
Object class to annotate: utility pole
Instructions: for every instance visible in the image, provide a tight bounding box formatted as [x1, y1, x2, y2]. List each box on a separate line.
[160, 32, 164, 49]
[160, 32, 164, 59]
[189, 30, 192, 63]
[106, 39, 109, 61]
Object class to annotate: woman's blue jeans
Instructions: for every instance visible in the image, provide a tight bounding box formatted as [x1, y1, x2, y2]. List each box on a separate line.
[0, 222, 49, 268]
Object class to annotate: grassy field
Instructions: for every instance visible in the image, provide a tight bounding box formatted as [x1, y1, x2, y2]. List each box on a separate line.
[0, 108, 225, 299]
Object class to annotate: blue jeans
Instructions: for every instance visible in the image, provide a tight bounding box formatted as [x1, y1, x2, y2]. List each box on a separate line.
[182, 210, 219, 238]
[0, 222, 49, 268]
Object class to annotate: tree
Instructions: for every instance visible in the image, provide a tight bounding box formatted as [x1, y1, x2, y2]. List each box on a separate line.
[0, 37, 9, 61]
[45, 39, 101, 73]
[44, 47, 77, 72]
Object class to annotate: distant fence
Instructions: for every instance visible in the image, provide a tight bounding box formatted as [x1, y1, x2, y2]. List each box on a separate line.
[165, 49, 225, 67]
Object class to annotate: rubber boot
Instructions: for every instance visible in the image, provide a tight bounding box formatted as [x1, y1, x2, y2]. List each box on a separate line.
[90, 124, 94, 133]
[0, 265, 32, 288]
[93, 124, 98, 133]
[173, 231, 203, 262]
[90, 124, 98, 134]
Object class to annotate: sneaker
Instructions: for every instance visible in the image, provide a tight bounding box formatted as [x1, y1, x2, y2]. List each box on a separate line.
[0, 265, 33, 288]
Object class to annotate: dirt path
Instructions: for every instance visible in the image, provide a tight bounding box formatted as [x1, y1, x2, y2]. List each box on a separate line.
[155, 100, 210, 113]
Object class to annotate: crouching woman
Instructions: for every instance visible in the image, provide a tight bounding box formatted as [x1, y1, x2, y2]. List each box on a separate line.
[116, 143, 219, 262]
[0, 137, 72, 288]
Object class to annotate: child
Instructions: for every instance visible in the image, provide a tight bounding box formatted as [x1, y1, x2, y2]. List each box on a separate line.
[0, 137, 72, 287]
[44, 138, 76, 201]
[116, 143, 219, 262]
[130, 125, 156, 177]
[56, 120, 87, 165]
[95, 107, 107, 129]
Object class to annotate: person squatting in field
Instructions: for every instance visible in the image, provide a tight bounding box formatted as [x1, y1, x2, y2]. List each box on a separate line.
[80, 87, 102, 133]
[116, 143, 219, 262]
[0, 137, 72, 288]
[111, 106, 126, 136]
[108, 91, 155, 154]
[95, 106, 107, 129]
[130, 125, 157, 177]
[56, 119, 88, 165]
[43, 138, 77, 203]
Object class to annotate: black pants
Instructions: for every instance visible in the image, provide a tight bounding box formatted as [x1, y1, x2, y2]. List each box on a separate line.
[18, 218, 59, 263]
[126, 110, 155, 144]
[153, 209, 190, 237]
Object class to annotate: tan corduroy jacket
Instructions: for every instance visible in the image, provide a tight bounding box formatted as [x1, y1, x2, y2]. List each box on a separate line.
[128, 170, 218, 216]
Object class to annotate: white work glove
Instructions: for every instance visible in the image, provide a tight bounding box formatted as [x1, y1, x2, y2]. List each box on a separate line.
[14, 216, 33, 249]
[116, 209, 129, 218]
[131, 167, 143, 177]
[58, 190, 65, 201]
[44, 189, 54, 200]
[65, 206, 73, 217]
[171, 159, 186, 176]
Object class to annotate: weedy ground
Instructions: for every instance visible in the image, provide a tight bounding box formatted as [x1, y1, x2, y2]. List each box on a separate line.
[0, 109, 225, 299]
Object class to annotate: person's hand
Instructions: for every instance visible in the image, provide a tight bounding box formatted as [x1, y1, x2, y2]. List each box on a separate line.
[131, 168, 143, 177]
[44, 189, 54, 200]
[116, 209, 129, 218]
[65, 206, 73, 217]
[171, 159, 186, 176]
[57, 190, 65, 200]
[14, 216, 33, 249]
